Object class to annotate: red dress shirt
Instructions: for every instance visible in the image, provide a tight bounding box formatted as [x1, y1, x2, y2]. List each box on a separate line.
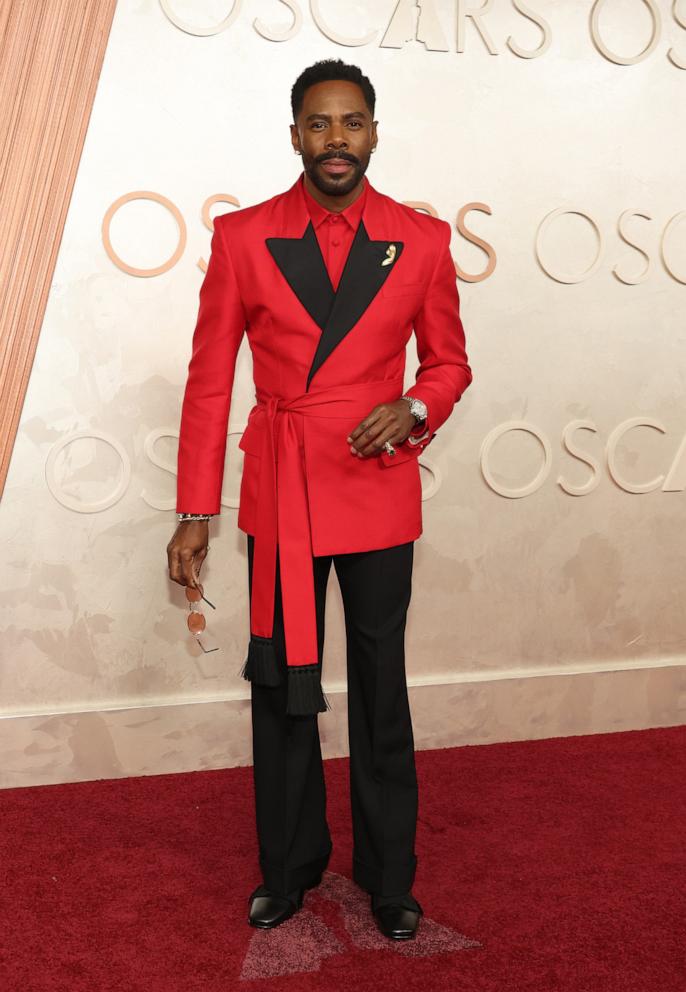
[301, 175, 368, 290]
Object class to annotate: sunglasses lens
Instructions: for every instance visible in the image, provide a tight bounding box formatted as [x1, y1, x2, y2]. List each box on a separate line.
[187, 612, 206, 633]
[185, 586, 202, 603]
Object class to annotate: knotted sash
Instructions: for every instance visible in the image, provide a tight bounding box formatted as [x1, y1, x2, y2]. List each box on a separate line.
[240, 376, 405, 715]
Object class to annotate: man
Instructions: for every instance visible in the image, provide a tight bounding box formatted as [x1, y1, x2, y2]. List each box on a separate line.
[167, 59, 471, 941]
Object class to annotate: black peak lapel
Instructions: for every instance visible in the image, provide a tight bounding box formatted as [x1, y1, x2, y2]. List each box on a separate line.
[306, 221, 404, 390]
[266, 221, 335, 331]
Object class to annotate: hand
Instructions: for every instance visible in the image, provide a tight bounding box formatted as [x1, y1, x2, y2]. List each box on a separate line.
[167, 520, 210, 594]
[346, 399, 417, 458]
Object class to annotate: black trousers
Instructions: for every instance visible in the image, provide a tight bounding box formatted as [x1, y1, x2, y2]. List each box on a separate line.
[247, 532, 418, 898]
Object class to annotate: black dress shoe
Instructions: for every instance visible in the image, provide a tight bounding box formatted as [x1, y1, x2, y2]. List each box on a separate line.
[371, 891, 424, 940]
[247, 875, 322, 929]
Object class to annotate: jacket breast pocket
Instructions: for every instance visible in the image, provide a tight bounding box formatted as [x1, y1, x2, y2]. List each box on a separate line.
[382, 279, 425, 299]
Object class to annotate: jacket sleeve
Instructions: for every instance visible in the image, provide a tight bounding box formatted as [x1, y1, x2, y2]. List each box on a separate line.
[395, 219, 472, 460]
[176, 217, 246, 514]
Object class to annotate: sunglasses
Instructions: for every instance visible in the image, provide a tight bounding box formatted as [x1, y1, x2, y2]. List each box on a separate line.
[185, 585, 219, 653]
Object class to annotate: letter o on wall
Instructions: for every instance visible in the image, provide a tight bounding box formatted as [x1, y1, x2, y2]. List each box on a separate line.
[46, 431, 131, 512]
[590, 0, 661, 66]
[535, 207, 603, 284]
[103, 191, 186, 277]
[480, 421, 552, 498]
[159, 0, 243, 36]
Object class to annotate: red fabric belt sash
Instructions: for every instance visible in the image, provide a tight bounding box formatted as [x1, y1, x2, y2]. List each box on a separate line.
[249, 376, 405, 668]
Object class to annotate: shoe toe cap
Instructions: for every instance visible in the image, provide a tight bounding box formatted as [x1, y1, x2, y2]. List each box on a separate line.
[249, 894, 291, 926]
[375, 904, 421, 939]
[248, 886, 303, 928]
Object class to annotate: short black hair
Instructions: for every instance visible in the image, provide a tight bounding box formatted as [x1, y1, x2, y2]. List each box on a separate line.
[291, 59, 376, 121]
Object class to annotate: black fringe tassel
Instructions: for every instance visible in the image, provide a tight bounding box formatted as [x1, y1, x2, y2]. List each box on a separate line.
[287, 664, 331, 716]
[239, 635, 283, 687]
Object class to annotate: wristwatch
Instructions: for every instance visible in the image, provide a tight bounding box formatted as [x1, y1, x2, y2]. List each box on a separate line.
[400, 394, 427, 424]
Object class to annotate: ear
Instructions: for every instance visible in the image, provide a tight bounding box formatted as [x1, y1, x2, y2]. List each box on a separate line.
[290, 123, 301, 155]
[370, 120, 378, 153]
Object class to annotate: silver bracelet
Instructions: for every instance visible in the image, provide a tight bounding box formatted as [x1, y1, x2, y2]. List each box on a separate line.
[178, 512, 212, 521]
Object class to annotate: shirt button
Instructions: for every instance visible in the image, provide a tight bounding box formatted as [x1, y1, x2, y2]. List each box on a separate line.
[330, 215, 339, 223]
[332, 238, 340, 246]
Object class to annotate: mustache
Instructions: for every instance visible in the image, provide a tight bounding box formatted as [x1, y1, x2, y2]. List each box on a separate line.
[315, 151, 359, 165]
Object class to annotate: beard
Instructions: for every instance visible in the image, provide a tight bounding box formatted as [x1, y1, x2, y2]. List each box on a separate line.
[302, 149, 371, 197]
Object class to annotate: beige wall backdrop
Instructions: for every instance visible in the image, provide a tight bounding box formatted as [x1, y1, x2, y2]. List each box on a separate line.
[1, 0, 685, 788]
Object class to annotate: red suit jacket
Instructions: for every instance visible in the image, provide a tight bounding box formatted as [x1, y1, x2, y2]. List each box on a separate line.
[176, 173, 471, 688]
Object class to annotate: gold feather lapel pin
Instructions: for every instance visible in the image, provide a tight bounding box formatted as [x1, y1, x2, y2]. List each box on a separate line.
[381, 243, 397, 267]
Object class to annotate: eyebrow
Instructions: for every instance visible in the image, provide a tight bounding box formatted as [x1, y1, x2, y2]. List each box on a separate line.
[304, 111, 368, 122]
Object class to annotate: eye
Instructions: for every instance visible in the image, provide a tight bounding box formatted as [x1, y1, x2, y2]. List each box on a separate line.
[347, 121, 362, 128]
[310, 121, 326, 130]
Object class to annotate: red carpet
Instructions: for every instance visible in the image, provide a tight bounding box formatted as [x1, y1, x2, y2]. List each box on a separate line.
[1, 725, 684, 991]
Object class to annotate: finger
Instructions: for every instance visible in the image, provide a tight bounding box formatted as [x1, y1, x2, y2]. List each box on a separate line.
[167, 546, 185, 586]
[192, 548, 208, 591]
[355, 431, 384, 457]
[355, 427, 386, 457]
[354, 416, 397, 457]
[358, 426, 401, 458]
[179, 549, 201, 590]
[347, 407, 383, 443]
[349, 413, 388, 455]
[190, 559, 204, 597]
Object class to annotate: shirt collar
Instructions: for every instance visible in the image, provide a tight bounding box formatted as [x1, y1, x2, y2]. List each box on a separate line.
[301, 173, 368, 231]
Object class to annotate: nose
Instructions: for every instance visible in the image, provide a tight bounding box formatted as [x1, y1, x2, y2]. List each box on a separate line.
[325, 124, 348, 150]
